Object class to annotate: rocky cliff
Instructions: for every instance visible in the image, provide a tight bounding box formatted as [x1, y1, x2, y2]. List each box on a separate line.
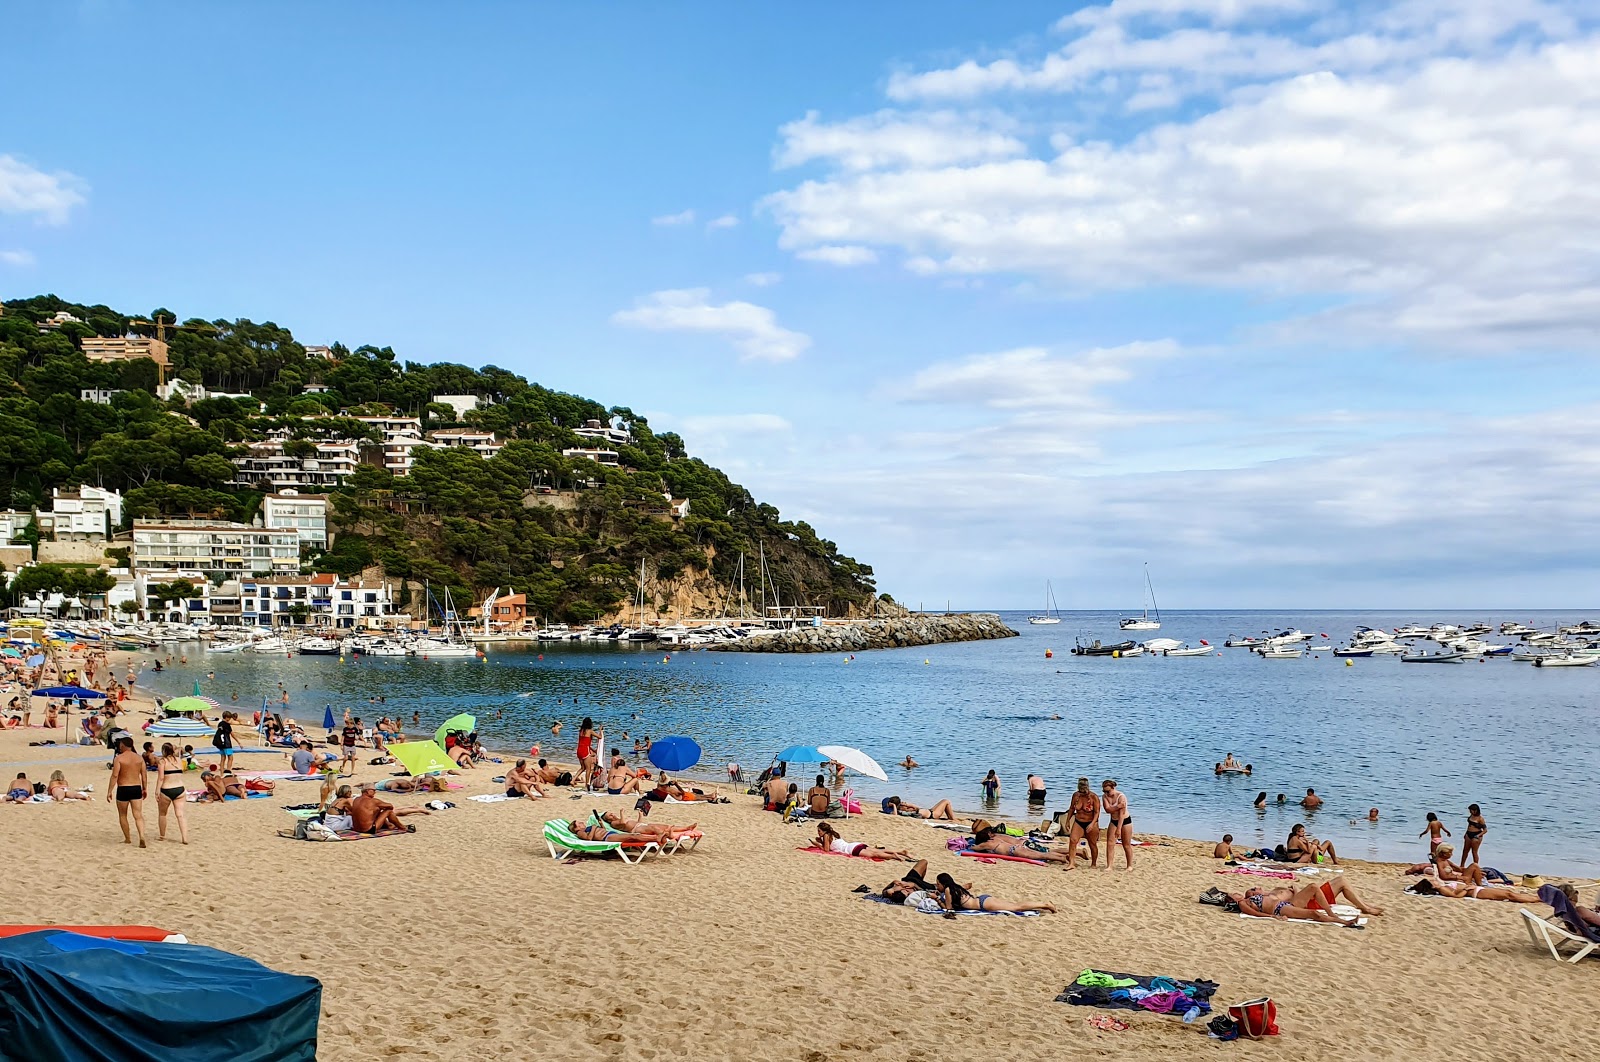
[706, 613, 1018, 653]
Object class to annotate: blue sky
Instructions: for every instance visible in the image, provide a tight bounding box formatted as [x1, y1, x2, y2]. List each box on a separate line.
[6, 1, 1600, 609]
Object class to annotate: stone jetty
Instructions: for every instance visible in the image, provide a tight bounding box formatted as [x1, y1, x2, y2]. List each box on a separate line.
[706, 613, 1018, 653]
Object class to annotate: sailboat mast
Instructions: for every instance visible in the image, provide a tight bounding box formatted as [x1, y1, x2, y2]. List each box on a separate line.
[1144, 564, 1160, 622]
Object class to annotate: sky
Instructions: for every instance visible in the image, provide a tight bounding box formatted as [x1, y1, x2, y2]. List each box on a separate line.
[5, 1, 1600, 610]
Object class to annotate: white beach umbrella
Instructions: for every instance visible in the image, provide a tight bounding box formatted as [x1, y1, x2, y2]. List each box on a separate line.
[817, 745, 887, 782]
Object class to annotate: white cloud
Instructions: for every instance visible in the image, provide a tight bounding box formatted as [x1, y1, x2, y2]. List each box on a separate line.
[0, 154, 87, 224]
[795, 245, 878, 266]
[776, 109, 1027, 171]
[766, 26, 1600, 347]
[651, 209, 696, 226]
[706, 214, 739, 229]
[677, 412, 793, 435]
[743, 271, 782, 286]
[0, 249, 35, 267]
[900, 341, 1179, 410]
[612, 288, 811, 362]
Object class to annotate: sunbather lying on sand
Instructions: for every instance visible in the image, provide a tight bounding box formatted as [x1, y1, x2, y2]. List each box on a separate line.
[375, 776, 447, 794]
[885, 796, 955, 820]
[933, 872, 1056, 916]
[1231, 878, 1383, 925]
[649, 777, 726, 802]
[880, 859, 934, 903]
[1429, 845, 1485, 886]
[1411, 878, 1541, 903]
[814, 821, 913, 861]
[971, 825, 1074, 867]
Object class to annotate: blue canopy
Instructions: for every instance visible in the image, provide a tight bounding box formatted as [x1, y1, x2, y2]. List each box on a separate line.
[647, 736, 702, 773]
[31, 686, 107, 699]
[775, 745, 828, 763]
[0, 930, 320, 1061]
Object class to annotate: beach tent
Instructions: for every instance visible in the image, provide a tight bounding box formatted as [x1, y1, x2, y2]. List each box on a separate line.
[647, 736, 702, 773]
[434, 713, 476, 748]
[390, 740, 457, 776]
[0, 929, 320, 1062]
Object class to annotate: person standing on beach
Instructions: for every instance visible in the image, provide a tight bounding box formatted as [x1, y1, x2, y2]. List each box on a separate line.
[341, 718, 361, 773]
[1067, 778, 1100, 868]
[155, 743, 190, 844]
[1461, 804, 1487, 866]
[213, 712, 237, 772]
[1101, 779, 1134, 870]
[575, 717, 597, 788]
[107, 735, 149, 849]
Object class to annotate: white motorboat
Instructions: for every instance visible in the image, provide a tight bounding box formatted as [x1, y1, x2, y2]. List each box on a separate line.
[1118, 564, 1161, 630]
[1532, 654, 1596, 668]
[1143, 638, 1182, 652]
[1393, 624, 1430, 638]
[247, 637, 288, 654]
[1306, 645, 1332, 652]
[1258, 647, 1303, 659]
[1164, 643, 1215, 657]
[1028, 581, 1063, 625]
[1223, 636, 1261, 648]
[1400, 650, 1466, 663]
[409, 638, 478, 658]
[205, 640, 247, 653]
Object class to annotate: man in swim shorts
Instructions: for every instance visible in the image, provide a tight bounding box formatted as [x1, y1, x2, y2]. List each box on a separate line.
[505, 759, 544, 798]
[351, 783, 408, 834]
[5, 772, 32, 802]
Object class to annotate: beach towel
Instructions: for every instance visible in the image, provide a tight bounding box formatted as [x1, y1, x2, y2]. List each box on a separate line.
[797, 845, 887, 862]
[959, 851, 1049, 867]
[468, 794, 521, 803]
[1057, 971, 1218, 1016]
[1239, 903, 1366, 927]
[860, 894, 1040, 917]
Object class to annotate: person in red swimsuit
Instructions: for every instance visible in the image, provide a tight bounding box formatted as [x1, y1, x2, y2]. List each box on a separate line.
[575, 717, 597, 788]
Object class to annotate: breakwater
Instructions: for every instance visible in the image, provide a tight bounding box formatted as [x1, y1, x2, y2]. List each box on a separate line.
[706, 613, 1019, 653]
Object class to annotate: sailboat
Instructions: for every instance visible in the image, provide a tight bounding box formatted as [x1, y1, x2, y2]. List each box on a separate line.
[412, 586, 480, 658]
[1028, 581, 1062, 625]
[1118, 564, 1162, 631]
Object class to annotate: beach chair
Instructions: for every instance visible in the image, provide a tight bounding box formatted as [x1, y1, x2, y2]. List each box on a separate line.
[542, 819, 659, 864]
[658, 829, 703, 855]
[1522, 886, 1600, 963]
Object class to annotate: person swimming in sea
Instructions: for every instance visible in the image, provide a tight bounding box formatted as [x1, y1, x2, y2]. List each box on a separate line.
[899, 756, 918, 769]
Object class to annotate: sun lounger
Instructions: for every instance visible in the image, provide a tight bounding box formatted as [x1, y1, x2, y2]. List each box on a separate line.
[542, 819, 659, 864]
[1523, 885, 1600, 963]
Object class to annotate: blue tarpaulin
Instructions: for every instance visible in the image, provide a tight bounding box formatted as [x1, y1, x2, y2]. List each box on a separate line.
[0, 930, 321, 1062]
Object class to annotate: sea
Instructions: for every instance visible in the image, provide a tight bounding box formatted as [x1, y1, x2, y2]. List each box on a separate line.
[141, 610, 1600, 876]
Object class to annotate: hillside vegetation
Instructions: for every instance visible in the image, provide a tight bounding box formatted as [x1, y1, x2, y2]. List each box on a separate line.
[0, 294, 877, 621]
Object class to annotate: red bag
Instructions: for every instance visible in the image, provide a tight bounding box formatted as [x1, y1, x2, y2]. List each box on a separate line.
[1228, 997, 1278, 1038]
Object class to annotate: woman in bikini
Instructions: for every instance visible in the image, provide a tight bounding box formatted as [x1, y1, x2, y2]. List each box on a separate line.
[933, 872, 1056, 916]
[1101, 779, 1134, 869]
[1412, 877, 1539, 903]
[1233, 880, 1376, 926]
[1461, 804, 1487, 866]
[1285, 823, 1339, 864]
[813, 821, 913, 861]
[154, 743, 190, 844]
[46, 770, 90, 802]
[106, 735, 148, 848]
[1067, 777, 1100, 868]
[1430, 844, 1485, 886]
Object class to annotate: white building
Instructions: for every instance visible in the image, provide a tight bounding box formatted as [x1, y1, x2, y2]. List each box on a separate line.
[135, 568, 213, 624]
[80, 388, 125, 405]
[232, 438, 361, 491]
[431, 394, 484, 420]
[429, 430, 504, 458]
[0, 485, 122, 544]
[241, 572, 394, 629]
[351, 415, 427, 475]
[0, 510, 33, 544]
[572, 418, 632, 448]
[131, 521, 301, 577]
[562, 447, 621, 468]
[38, 310, 83, 330]
[303, 383, 332, 394]
[158, 378, 264, 409]
[303, 345, 336, 360]
[261, 490, 330, 549]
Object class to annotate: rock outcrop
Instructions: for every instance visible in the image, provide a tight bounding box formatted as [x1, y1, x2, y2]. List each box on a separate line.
[706, 613, 1018, 653]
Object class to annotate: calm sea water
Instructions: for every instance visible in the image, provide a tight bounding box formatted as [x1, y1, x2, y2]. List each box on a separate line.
[144, 610, 1600, 875]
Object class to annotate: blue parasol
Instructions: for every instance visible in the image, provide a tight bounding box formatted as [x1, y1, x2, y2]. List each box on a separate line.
[322, 705, 336, 731]
[31, 686, 107, 700]
[647, 736, 702, 773]
[25, 654, 44, 667]
[775, 744, 828, 763]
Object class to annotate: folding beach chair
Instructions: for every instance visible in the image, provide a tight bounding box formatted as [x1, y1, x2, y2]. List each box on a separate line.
[542, 819, 659, 864]
[1522, 886, 1600, 963]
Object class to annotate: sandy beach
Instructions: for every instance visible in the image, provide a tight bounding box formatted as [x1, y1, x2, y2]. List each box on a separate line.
[1, 661, 1593, 1061]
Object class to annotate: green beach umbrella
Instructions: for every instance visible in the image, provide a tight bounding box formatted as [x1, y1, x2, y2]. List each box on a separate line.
[390, 740, 456, 776]
[193, 680, 203, 696]
[161, 696, 214, 716]
[434, 713, 476, 748]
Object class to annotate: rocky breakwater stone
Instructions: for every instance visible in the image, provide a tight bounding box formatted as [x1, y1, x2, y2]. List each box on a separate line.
[707, 613, 1019, 653]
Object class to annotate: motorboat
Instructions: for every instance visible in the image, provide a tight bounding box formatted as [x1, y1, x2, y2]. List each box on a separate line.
[1163, 643, 1215, 657]
[1143, 638, 1182, 652]
[409, 638, 478, 658]
[1393, 624, 1430, 638]
[1257, 647, 1302, 659]
[1118, 564, 1161, 630]
[1532, 654, 1596, 668]
[1333, 647, 1373, 657]
[1028, 581, 1063, 625]
[296, 639, 342, 656]
[1072, 639, 1138, 657]
[247, 637, 287, 654]
[1306, 645, 1332, 652]
[1400, 651, 1466, 663]
[1500, 622, 1539, 636]
[1223, 636, 1261, 648]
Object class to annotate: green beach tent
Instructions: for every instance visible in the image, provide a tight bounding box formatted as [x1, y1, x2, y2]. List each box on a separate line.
[390, 740, 457, 776]
[434, 713, 476, 749]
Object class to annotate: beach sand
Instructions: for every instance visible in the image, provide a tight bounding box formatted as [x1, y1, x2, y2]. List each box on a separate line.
[0, 673, 1593, 1060]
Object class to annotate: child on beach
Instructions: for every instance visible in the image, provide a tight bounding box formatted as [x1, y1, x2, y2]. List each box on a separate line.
[1420, 812, 1451, 855]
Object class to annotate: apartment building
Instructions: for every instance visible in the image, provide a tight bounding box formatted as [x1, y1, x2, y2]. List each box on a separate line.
[231, 438, 361, 491]
[428, 430, 504, 458]
[131, 520, 300, 577]
[261, 490, 330, 549]
[241, 572, 394, 629]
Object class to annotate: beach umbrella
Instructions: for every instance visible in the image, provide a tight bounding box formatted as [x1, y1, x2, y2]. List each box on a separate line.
[647, 736, 702, 773]
[434, 713, 476, 748]
[389, 740, 456, 776]
[31, 685, 106, 700]
[817, 744, 888, 782]
[192, 680, 202, 697]
[1, 648, 19, 658]
[775, 745, 828, 763]
[322, 705, 336, 731]
[147, 717, 214, 738]
[25, 654, 44, 667]
[160, 696, 213, 716]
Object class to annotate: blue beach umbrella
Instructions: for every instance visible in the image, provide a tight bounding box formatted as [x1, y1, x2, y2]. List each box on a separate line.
[31, 686, 107, 700]
[775, 745, 828, 763]
[25, 654, 44, 667]
[647, 736, 702, 773]
[322, 705, 336, 731]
